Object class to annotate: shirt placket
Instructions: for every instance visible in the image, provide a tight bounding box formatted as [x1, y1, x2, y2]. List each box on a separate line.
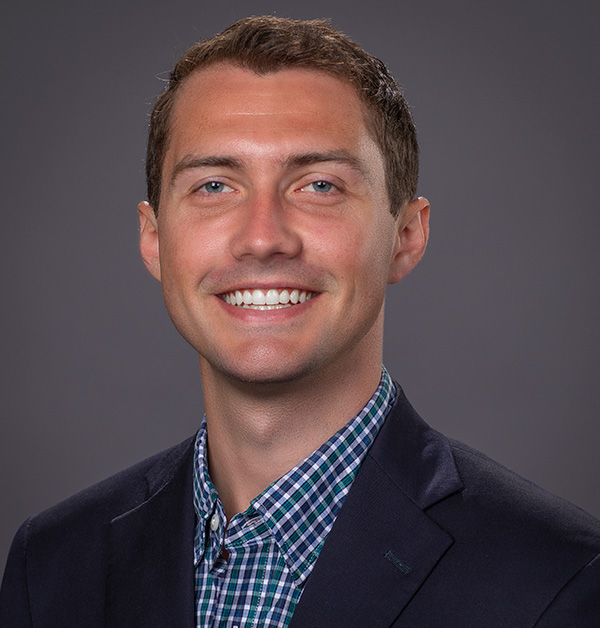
[214, 509, 272, 628]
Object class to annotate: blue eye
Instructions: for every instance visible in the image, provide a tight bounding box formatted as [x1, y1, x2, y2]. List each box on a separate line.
[307, 180, 334, 193]
[200, 181, 232, 193]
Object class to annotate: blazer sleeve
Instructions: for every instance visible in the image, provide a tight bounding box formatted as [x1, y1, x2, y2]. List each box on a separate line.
[0, 519, 34, 628]
[534, 553, 600, 627]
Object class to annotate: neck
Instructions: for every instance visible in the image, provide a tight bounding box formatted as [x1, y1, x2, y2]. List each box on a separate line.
[199, 347, 383, 521]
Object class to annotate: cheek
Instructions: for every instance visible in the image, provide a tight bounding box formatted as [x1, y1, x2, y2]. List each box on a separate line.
[318, 216, 394, 284]
[159, 219, 224, 282]
[310, 215, 367, 260]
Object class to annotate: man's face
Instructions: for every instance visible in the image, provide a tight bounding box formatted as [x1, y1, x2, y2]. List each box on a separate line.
[139, 65, 428, 386]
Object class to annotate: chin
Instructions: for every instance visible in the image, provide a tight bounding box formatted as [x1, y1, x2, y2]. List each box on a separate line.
[204, 348, 325, 388]
[219, 362, 313, 386]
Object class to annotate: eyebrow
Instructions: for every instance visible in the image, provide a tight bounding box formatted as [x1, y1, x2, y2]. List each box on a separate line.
[282, 150, 366, 176]
[169, 149, 368, 188]
[169, 155, 244, 187]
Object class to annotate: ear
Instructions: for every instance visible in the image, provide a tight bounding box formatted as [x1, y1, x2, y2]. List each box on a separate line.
[388, 196, 430, 285]
[138, 201, 162, 281]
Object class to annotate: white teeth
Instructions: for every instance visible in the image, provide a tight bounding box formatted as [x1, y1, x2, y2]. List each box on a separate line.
[252, 289, 266, 305]
[222, 288, 315, 308]
[266, 289, 280, 305]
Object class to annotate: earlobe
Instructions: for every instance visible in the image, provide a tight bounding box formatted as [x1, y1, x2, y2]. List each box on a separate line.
[138, 201, 162, 281]
[388, 196, 430, 285]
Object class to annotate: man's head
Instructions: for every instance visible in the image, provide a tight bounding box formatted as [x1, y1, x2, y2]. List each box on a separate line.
[145, 15, 419, 217]
[138, 17, 429, 389]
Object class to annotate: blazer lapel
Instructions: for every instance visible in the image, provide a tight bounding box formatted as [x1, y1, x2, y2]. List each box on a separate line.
[105, 439, 196, 628]
[290, 386, 464, 628]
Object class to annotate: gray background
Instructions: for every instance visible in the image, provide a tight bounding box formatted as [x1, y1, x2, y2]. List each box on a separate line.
[2, 0, 599, 570]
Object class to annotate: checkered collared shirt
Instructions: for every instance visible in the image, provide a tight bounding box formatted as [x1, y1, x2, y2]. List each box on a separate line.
[193, 368, 396, 628]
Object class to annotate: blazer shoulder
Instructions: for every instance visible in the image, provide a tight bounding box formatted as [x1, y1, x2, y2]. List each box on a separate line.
[23, 435, 196, 544]
[1, 436, 196, 626]
[438, 438, 600, 576]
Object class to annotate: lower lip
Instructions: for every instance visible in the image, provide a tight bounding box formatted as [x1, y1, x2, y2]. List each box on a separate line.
[216, 294, 318, 322]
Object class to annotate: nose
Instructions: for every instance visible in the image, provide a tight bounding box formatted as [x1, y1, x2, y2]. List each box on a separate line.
[229, 191, 303, 261]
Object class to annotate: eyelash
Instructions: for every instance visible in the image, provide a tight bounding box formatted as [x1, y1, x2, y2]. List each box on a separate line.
[196, 181, 234, 194]
[299, 179, 340, 194]
[190, 177, 341, 198]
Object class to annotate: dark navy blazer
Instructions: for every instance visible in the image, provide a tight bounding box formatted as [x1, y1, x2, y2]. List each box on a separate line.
[2, 385, 600, 626]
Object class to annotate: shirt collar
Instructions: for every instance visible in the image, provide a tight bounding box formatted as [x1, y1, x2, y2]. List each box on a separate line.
[193, 367, 396, 583]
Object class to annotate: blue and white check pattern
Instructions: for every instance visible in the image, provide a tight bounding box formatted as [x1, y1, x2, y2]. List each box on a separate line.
[193, 368, 396, 628]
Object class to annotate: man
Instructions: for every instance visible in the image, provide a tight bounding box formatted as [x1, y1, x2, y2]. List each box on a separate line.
[1, 15, 599, 627]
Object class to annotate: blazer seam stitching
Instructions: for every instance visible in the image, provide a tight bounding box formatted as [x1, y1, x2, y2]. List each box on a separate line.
[532, 551, 600, 626]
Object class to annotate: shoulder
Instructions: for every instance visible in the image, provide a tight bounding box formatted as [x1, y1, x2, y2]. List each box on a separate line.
[371, 387, 600, 622]
[14, 435, 195, 553]
[383, 384, 600, 546]
[446, 438, 600, 546]
[0, 436, 195, 625]
[431, 439, 600, 622]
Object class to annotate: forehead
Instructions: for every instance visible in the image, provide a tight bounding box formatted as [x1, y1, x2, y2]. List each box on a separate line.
[164, 64, 381, 171]
[174, 63, 363, 112]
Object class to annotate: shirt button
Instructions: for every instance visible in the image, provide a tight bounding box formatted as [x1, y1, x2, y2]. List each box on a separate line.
[210, 513, 220, 532]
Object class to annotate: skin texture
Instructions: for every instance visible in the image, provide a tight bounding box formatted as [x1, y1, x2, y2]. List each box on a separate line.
[138, 65, 429, 517]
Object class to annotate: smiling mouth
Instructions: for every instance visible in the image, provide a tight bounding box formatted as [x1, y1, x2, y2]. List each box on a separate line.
[221, 288, 317, 310]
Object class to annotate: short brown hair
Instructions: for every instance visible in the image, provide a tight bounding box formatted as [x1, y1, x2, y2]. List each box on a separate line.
[146, 16, 419, 217]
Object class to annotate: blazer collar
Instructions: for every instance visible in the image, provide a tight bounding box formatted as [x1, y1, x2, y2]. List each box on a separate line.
[105, 437, 196, 628]
[368, 383, 464, 510]
[290, 384, 464, 627]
